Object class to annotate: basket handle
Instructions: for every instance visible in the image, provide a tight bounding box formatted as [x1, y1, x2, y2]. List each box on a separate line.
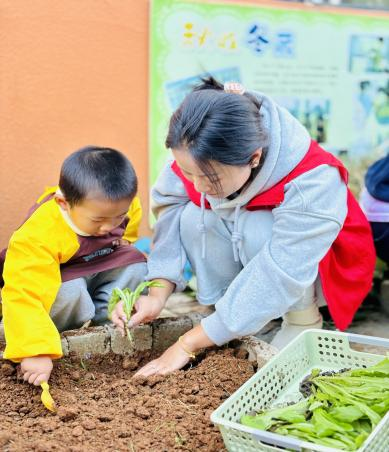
[345, 332, 389, 348]
[252, 429, 303, 451]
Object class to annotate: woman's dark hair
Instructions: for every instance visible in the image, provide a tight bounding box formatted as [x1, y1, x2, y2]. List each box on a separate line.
[59, 146, 137, 206]
[166, 76, 268, 188]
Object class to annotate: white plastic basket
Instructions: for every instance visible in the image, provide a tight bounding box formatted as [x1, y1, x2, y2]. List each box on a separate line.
[211, 329, 389, 451]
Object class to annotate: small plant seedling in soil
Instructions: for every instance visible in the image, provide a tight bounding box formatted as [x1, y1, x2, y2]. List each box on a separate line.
[108, 281, 164, 341]
[80, 358, 88, 371]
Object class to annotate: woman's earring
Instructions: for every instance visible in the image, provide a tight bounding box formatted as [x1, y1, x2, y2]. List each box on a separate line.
[251, 160, 259, 168]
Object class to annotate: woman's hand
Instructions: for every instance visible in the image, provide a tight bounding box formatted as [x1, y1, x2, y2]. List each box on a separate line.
[134, 324, 215, 377]
[133, 341, 191, 377]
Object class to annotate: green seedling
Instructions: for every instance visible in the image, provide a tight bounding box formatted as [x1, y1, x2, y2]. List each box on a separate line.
[80, 358, 88, 371]
[108, 281, 164, 341]
[175, 431, 186, 446]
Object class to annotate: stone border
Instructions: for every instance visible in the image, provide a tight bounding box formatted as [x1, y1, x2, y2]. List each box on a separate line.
[0, 315, 205, 359]
[1, 315, 278, 367]
[61, 316, 195, 357]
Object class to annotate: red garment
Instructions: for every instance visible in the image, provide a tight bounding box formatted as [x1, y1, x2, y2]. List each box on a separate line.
[171, 141, 376, 330]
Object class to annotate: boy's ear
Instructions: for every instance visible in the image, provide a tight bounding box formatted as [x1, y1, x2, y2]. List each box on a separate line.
[54, 193, 70, 212]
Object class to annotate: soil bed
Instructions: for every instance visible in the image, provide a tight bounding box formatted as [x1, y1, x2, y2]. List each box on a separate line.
[0, 348, 255, 451]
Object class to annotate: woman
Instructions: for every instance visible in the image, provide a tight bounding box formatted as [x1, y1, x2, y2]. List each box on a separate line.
[112, 78, 375, 376]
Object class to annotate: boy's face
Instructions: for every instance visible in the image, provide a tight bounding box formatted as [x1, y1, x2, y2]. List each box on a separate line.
[55, 193, 132, 236]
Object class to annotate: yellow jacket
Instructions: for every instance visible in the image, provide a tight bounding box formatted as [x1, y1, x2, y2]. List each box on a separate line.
[2, 187, 142, 361]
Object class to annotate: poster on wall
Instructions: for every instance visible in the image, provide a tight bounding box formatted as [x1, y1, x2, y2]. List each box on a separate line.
[149, 0, 389, 187]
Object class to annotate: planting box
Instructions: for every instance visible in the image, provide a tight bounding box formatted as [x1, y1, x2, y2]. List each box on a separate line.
[211, 329, 389, 452]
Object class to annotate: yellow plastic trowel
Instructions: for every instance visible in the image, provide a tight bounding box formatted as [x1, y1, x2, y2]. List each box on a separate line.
[40, 382, 57, 412]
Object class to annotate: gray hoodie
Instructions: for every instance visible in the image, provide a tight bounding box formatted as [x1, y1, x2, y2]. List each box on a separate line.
[146, 91, 347, 345]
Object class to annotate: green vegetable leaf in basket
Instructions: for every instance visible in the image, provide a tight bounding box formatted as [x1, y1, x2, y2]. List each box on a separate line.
[241, 357, 389, 450]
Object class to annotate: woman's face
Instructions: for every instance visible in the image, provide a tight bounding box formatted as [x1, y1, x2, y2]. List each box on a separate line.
[172, 149, 261, 198]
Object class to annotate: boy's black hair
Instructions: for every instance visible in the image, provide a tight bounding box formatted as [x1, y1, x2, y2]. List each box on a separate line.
[59, 146, 137, 206]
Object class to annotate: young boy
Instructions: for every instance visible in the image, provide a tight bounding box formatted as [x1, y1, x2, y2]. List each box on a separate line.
[0, 146, 147, 385]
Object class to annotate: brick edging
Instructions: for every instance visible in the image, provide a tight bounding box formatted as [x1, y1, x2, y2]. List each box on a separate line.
[1, 314, 277, 366]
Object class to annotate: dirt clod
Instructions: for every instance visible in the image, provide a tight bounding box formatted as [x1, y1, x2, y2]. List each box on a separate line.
[57, 406, 78, 422]
[235, 348, 249, 360]
[72, 425, 83, 437]
[135, 406, 151, 419]
[69, 370, 81, 381]
[122, 356, 139, 370]
[97, 415, 113, 422]
[1, 362, 16, 376]
[146, 374, 164, 387]
[0, 432, 12, 447]
[81, 419, 96, 430]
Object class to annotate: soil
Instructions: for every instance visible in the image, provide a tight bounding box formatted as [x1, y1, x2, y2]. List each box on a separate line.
[0, 348, 255, 451]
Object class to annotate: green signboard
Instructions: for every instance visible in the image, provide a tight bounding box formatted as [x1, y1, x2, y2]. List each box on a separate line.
[149, 0, 389, 187]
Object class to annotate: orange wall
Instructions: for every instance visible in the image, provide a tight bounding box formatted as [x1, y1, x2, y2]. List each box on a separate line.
[0, 0, 151, 247]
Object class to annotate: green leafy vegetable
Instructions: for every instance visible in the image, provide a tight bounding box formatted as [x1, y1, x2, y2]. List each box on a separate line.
[241, 357, 389, 450]
[241, 399, 309, 431]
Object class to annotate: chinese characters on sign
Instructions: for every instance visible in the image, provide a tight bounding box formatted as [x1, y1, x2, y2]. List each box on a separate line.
[182, 21, 296, 58]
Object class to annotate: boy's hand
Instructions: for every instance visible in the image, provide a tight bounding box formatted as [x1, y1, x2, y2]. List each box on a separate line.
[20, 356, 53, 386]
[110, 295, 165, 337]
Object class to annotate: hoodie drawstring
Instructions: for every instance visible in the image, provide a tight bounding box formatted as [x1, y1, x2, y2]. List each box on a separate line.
[198, 194, 242, 262]
[198, 192, 207, 259]
[231, 204, 243, 262]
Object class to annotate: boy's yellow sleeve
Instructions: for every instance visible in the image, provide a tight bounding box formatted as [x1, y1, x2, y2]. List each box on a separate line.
[122, 196, 142, 243]
[2, 202, 78, 362]
[2, 236, 63, 361]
